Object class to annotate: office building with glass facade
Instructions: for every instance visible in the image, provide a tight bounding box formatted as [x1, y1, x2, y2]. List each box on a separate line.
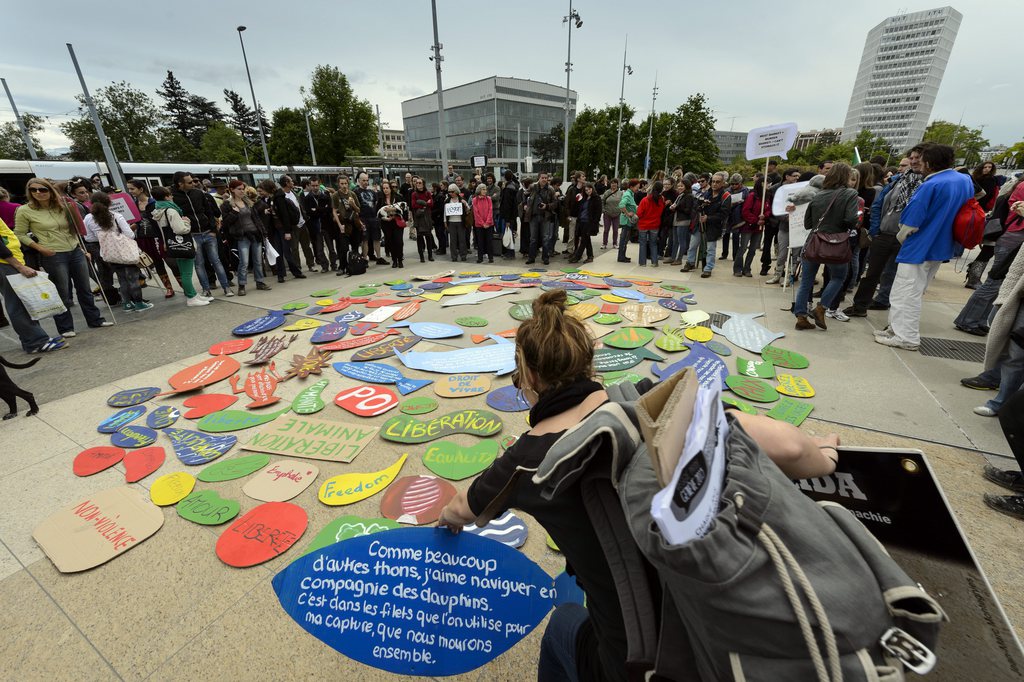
[402, 77, 577, 166]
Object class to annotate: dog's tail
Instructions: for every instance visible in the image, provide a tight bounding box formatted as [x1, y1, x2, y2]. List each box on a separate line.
[0, 356, 41, 370]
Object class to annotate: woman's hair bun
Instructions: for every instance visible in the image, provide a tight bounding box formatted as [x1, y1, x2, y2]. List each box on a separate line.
[532, 289, 567, 316]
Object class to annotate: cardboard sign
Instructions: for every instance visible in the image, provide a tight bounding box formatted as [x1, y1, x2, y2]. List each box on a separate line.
[655, 327, 688, 353]
[335, 385, 400, 417]
[182, 393, 237, 419]
[651, 343, 728, 390]
[232, 310, 288, 336]
[444, 202, 464, 216]
[619, 303, 669, 327]
[197, 407, 291, 433]
[244, 334, 298, 366]
[243, 459, 319, 502]
[281, 300, 310, 311]
[282, 347, 333, 381]
[150, 471, 196, 506]
[736, 357, 776, 379]
[593, 347, 664, 372]
[33, 486, 164, 573]
[309, 288, 338, 297]
[389, 322, 462, 339]
[684, 326, 713, 343]
[380, 475, 457, 525]
[197, 453, 271, 482]
[229, 365, 284, 409]
[604, 327, 655, 350]
[392, 300, 421, 321]
[318, 454, 409, 506]
[463, 510, 528, 548]
[610, 288, 651, 303]
[509, 302, 533, 321]
[441, 290, 518, 307]
[401, 396, 438, 415]
[163, 356, 240, 395]
[433, 374, 491, 399]
[636, 285, 674, 299]
[679, 310, 710, 327]
[712, 311, 785, 354]
[456, 316, 488, 327]
[243, 415, 378, 464]
[123, 446, 165, 483]
[318, 328, 399, 352]
[108, 192, 141, 222]
[725, 375, 780, 403]
[176, 489, 240, 526]
[471, 328, 517, 344]
[73, 446, 125, 476]
[209, 338, 254, 355]
[292, 379, 330, 415]
[380, 409, 503, 444]
[146, 406, 180, 429]
[165, 428, 237, 465]
[593, 313, 622, 325]
[658, 298, 687, 312]
[720, 393, 758, 414]
[766, 396, 814, 426]
[565, 302, 599, 320]
[310, 322, 349, 345]
[350, 286, 377, 296]
[333, 361, 431, 396]
[302, 515, 400, 556]
[601, 370, 646, 386]
[97, 405, 146, 434]
[706, 340, 733, 357]
[745, 122, 798, 160]
[283, 318, 326, 332]
[271, 528, 554, 676]
[349, 322, 379, 336]
[422, 439, 499, 480]
[216, 501, 307, 567]
[544, 280, 585, 292]
[486, 385, 530, 412]
[761, 345, 809, 369]
[111, 425, 158, 449]
[395, 338, 517, 375]
[107, 386, 159, 407]
[776, 373, 815, 398]
[351, 334, 422, 362]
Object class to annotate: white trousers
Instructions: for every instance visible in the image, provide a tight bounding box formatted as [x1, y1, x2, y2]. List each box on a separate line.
[888, 261, 942, 344]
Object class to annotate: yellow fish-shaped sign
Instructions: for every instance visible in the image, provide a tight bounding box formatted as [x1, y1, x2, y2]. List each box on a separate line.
[317, 453, 408, 506]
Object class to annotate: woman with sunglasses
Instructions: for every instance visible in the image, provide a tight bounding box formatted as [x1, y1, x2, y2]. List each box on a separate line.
[14, 178, 111, 338]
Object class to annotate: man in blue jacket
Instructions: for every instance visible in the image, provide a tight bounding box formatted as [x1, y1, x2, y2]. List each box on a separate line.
[875, 144, 973, 350]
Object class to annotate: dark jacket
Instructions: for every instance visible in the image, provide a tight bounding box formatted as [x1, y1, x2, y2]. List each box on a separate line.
[172, 186, 218, 234]
[805, 187, 859, 235]
[671, 192, 696, 225]
[579, 194, 601, 233]
[271, 188, 299, 234]
[526, 183, 558, 222]
[564, 183, 586, 218]
[302, 190, 329, 225]
[499, 182, 519, 221]
[660, 189, 678, 230]
[701, 189, 732, 242]
[220, 199, 265, 240]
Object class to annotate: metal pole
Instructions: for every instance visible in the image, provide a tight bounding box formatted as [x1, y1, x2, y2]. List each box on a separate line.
[614, 36, 628, 179]
[376, 105, 386, 182]
[644, 72, 658, 179]
[67, 44, 125, 191]
[122, 136, 134, 162]
[561, 0, 574, 182]
[664, 124, 672, 173]
[430, 0, 449, 177]
[1, 78, 38, 160]
[304, 110, 317, 165]
[236, 27, 272, 180]
[517, 123, 521, 174]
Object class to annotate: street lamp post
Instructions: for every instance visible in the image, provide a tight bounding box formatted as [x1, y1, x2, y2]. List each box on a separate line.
[643, 73, 658, 179]
[236, 26, 272, 180]
[1, 78, 38, 160]
[664, 122, 673, 173]
[613, 36, 632, 180]
[562, 1, 582, 182]
[430, 0, 448, 179]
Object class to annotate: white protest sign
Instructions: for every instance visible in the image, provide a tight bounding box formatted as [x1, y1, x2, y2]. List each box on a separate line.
[789, 203, 811, 247]
[771, 181, 810, 215]
[745, 122, 798, 160]
[444, 202, 464, 216]
[109, 192, 141, 223]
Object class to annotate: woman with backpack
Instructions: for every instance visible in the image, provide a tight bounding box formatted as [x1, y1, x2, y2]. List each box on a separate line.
[221, 180, 271, 296]
[83, 192, 151, 313]
[151, 186, 208, 307]
[127, 180, 175, 299]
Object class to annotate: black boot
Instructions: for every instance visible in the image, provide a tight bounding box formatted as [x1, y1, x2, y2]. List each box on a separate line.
[965, 260, 985, 289]
[428, 251, 434, 261]
[420, 252, 425, 263]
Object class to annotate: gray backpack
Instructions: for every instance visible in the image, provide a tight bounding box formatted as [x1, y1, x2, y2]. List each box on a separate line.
[533, 379, 946, 682]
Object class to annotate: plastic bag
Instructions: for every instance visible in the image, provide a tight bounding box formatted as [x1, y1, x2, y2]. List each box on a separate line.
[264, 238, 279, 266]
[6, 271, 67, 320]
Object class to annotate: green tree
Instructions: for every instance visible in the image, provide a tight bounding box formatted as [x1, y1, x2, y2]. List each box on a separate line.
[923, 120, 989, 166]
[533, 123, 564, 169]
[267, 107, 311, 165]
[994, 141, 1024, 167]
[301, 65, 376, 164]
[60, 81, 162, 161]
[155, 128, 199, 163]
[199, 122, 247, 164]
[566, 104, 638, 178]
[665, 93, 719, 174]
[156, 71, 224, 148]
[0, 113, 47, 159]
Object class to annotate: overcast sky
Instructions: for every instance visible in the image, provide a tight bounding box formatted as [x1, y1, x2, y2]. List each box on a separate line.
[1, 1, 1019, 156]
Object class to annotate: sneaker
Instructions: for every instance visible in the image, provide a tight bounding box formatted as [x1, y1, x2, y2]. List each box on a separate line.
[700, 271, 712, 278]
[983, 465, 1024, 492]
[867, 301, 890, 310]
[29, 338, 68, 354]
[62, 331, 77, 338]
[237, 286, 246, 297]
[225, 289, 235, 297]
[983, 494, 1024, 521]
[256, 282, 272, 291]
[765, 275, 781, 285]
[601, 244, 608, 250]
[122, 303, 135, 313]
[843, 306, 868, 317]
[201, 289, 213, 299]
[743, 272, 752, 278]
[186, 296, 211, 307]
[960, 375, 999, 391]
[873, 326, 894, 339]
[825, 309, 850, 322]
[134, 301, 154, 312]
[733, 271, 742, 277]
[97, 321, 114, 328]
[873, 334, 919, 351]
[972, 405, 997, 417]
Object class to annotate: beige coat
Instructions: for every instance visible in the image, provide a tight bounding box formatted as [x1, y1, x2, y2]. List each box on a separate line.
[984, 243, 1024, 371]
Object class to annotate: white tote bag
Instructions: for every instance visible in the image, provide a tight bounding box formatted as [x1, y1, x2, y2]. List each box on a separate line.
[264, 238, 279, 266]
[6, 271, 68, 320]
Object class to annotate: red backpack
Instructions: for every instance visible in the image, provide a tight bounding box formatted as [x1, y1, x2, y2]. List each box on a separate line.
[953, 197, 986, 249]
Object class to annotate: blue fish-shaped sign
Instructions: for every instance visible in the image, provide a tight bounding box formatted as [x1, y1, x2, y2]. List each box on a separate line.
[388, 321, 462, 339]
[98, 405, 146, 433]
[310, 321, 349, 344]
[543, 281, 585, 291]
[111, 425, 158, 448]
[232, 310, 287, 336]
[462, 510, 529, 548]
[486, 385, 531, 412]
[651, 342, 728, 389]
[418, 282, 446, 290]
[603, 277, 631, 287]
[711, 311, 785, 354]
[165, 428, 237, 465]
[107, 386, 159, 407]
[658, 298, 687, 312]
[611, 288, 652, 302]
[333, 361, 432, 395]
[146, 406, 180, 429]
[334, 310, 364, 324]
[500, 274, 521, 281]
[272, 527, 554, 677]
[394, 336, 517, 375]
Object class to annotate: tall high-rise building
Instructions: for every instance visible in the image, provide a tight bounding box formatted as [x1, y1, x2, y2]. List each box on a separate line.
[842, 6, 962, 151]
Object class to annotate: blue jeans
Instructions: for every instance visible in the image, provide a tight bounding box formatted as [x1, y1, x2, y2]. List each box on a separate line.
[529, 217, 556, 261]
[795, 259, 849, 316]
[955, 244, 1013, 330]
[688, 235, 718, 272]
[0, 262, 50, 351]
[236, 236, 265, 287]
[538, 603, 588, 682]
[617, 222, 632, 260]
[193, 232, 229, 292]
[671, 224, 691, 261]
[733, 232, 759, 274]
[638, 230, 658, 266]
[40, 248, 105, 333]
[985, 304, 1024, 412]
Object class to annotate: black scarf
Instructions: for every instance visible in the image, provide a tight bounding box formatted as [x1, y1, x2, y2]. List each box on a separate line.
[528, 378, 604, 427]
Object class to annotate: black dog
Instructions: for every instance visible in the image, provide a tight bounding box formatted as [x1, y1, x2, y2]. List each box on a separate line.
[0, 356, 39, 419]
